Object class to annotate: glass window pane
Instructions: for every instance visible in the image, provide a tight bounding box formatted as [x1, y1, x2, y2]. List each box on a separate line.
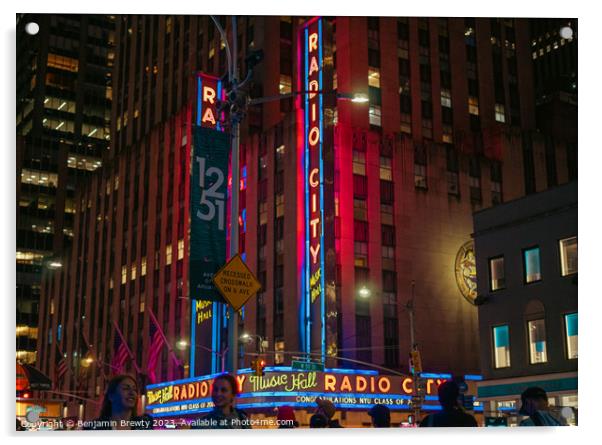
[560, 237, 577, 276]
[489, 256, 505, 291]
[565, 313, 578, 359]
[524, 247, 541, 283]
[493, 325, 511, 368]
[528, 319, 547, 364]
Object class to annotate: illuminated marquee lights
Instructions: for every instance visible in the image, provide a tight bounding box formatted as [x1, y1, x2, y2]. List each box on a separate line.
[299, 17, 326, 359]
[145, 368, 483, 418]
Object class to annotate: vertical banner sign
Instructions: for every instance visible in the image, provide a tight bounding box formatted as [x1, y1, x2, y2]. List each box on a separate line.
[299, 17, 328, 360]
[190, 73, 229, 375]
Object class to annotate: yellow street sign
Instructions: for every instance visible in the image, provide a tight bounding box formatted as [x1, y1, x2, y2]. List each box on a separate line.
[212, 254, 262, 311]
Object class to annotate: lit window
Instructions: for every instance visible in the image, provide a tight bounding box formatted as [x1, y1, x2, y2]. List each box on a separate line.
[442, 125, 453, 143]
[352, 150, 366, 175]
[523, 247, 542, 283]
[21, 169, 59, 188]
[166, 244, 172, 266]
[354, 241, 368, 267]
[16, 251, 44, 265]
[528, 319, 548, 364]
[493, 325, 511, 368]
[559, 237, 577, 276]
[47, 53, 79, 72]
[495, 103, 506, 122]
[141, 257, 147, 276]
[380, 156, 392, 181]
[178, 239, 185, 260]
[131, 264, 136, 280]
[279, 74, 292, 94]
[489, 256, 505, 291]
[441, 89, 452, 108]
[368, 67, 381, 88]
[468, 96, 479, 115]
[369, 105, 382, 126]
[414, 164, 427, 189]
[275, 194, 284, 218]
[565, 313, 578, 359]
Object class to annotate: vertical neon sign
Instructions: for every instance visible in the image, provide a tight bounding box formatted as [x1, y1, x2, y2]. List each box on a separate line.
[300, 18, 326, 360]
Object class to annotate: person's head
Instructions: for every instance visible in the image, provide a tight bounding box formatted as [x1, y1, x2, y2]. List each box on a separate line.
[100, 375, 139, 419]
[520, 387, 549, 416]
[211, 373, 239, 410]
[368, 404, 391, 427]
[277, 405, 298, 428]
[309, 413, 329, 428]
[315, 398, 336, 419]
[438, 381, 460, 410]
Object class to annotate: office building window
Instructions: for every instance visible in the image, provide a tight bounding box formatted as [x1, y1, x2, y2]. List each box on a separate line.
[468, 96, 479, 115]
[354, 198, 367, 221]
[354, 241, 368, 267]
[493, 325, 511, 368]
[528, 319, 548, 364]
[414, 144, 427, 189]
[279, 74, 292, 94]
[369, 105, 382, 127]
[523, 247, 542, 283]
[489, 256, 505, 291]
[559, 237, 577, 276]
[441, 89, 452, 108]
[565, 313, 578, 359]
[380, 156, 392, 181]
[495, 103, 506, 122]
[368, 67, 381, 88]
[352, 150, 366, 175]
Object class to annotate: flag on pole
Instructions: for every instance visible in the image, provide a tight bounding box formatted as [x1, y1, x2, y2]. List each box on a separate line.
[54, 343, 68, 386]
[147, 315, 165, 383]
[110, 329, 130, 374]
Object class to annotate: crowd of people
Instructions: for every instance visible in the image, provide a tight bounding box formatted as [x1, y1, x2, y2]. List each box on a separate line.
[26, 373, 563, 430]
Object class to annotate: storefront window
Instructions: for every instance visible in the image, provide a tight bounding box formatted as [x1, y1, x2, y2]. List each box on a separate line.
[528, 319, 547, 364]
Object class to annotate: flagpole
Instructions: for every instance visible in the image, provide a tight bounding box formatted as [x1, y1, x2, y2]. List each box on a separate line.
[113, 321, 142, 373]
[148, 308, 182, 367]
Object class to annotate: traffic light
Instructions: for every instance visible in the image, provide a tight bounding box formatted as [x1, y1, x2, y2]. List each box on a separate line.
[251, 358, 266, 376]
[17, 390, 32, 399]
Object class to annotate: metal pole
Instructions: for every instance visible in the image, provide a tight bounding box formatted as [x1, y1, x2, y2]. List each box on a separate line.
[409, 280, 421, 424]
[226, 16, 239, 374]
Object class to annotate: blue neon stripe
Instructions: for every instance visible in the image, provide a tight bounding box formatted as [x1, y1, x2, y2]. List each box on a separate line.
[317, 18, 326, 363]
[464, 374, 483, 381]
[190, 303, 196, 377]
[211, 302, 218, 373]
[420, 373, 452, 379]
[196, 76, 202, 126]
[216, 80, 222, 131]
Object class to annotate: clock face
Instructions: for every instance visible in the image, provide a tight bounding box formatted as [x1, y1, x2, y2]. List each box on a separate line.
[455, 240, 477, 304]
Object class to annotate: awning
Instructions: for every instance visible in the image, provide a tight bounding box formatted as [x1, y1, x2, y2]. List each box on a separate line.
[16, 363, 53, 391]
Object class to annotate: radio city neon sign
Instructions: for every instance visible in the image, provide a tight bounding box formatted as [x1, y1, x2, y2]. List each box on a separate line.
[196, 73, 224, 130]
[302, 19, 326, 320]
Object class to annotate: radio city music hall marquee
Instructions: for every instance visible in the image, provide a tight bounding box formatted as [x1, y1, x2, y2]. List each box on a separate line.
[145, 368, 459, 417]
